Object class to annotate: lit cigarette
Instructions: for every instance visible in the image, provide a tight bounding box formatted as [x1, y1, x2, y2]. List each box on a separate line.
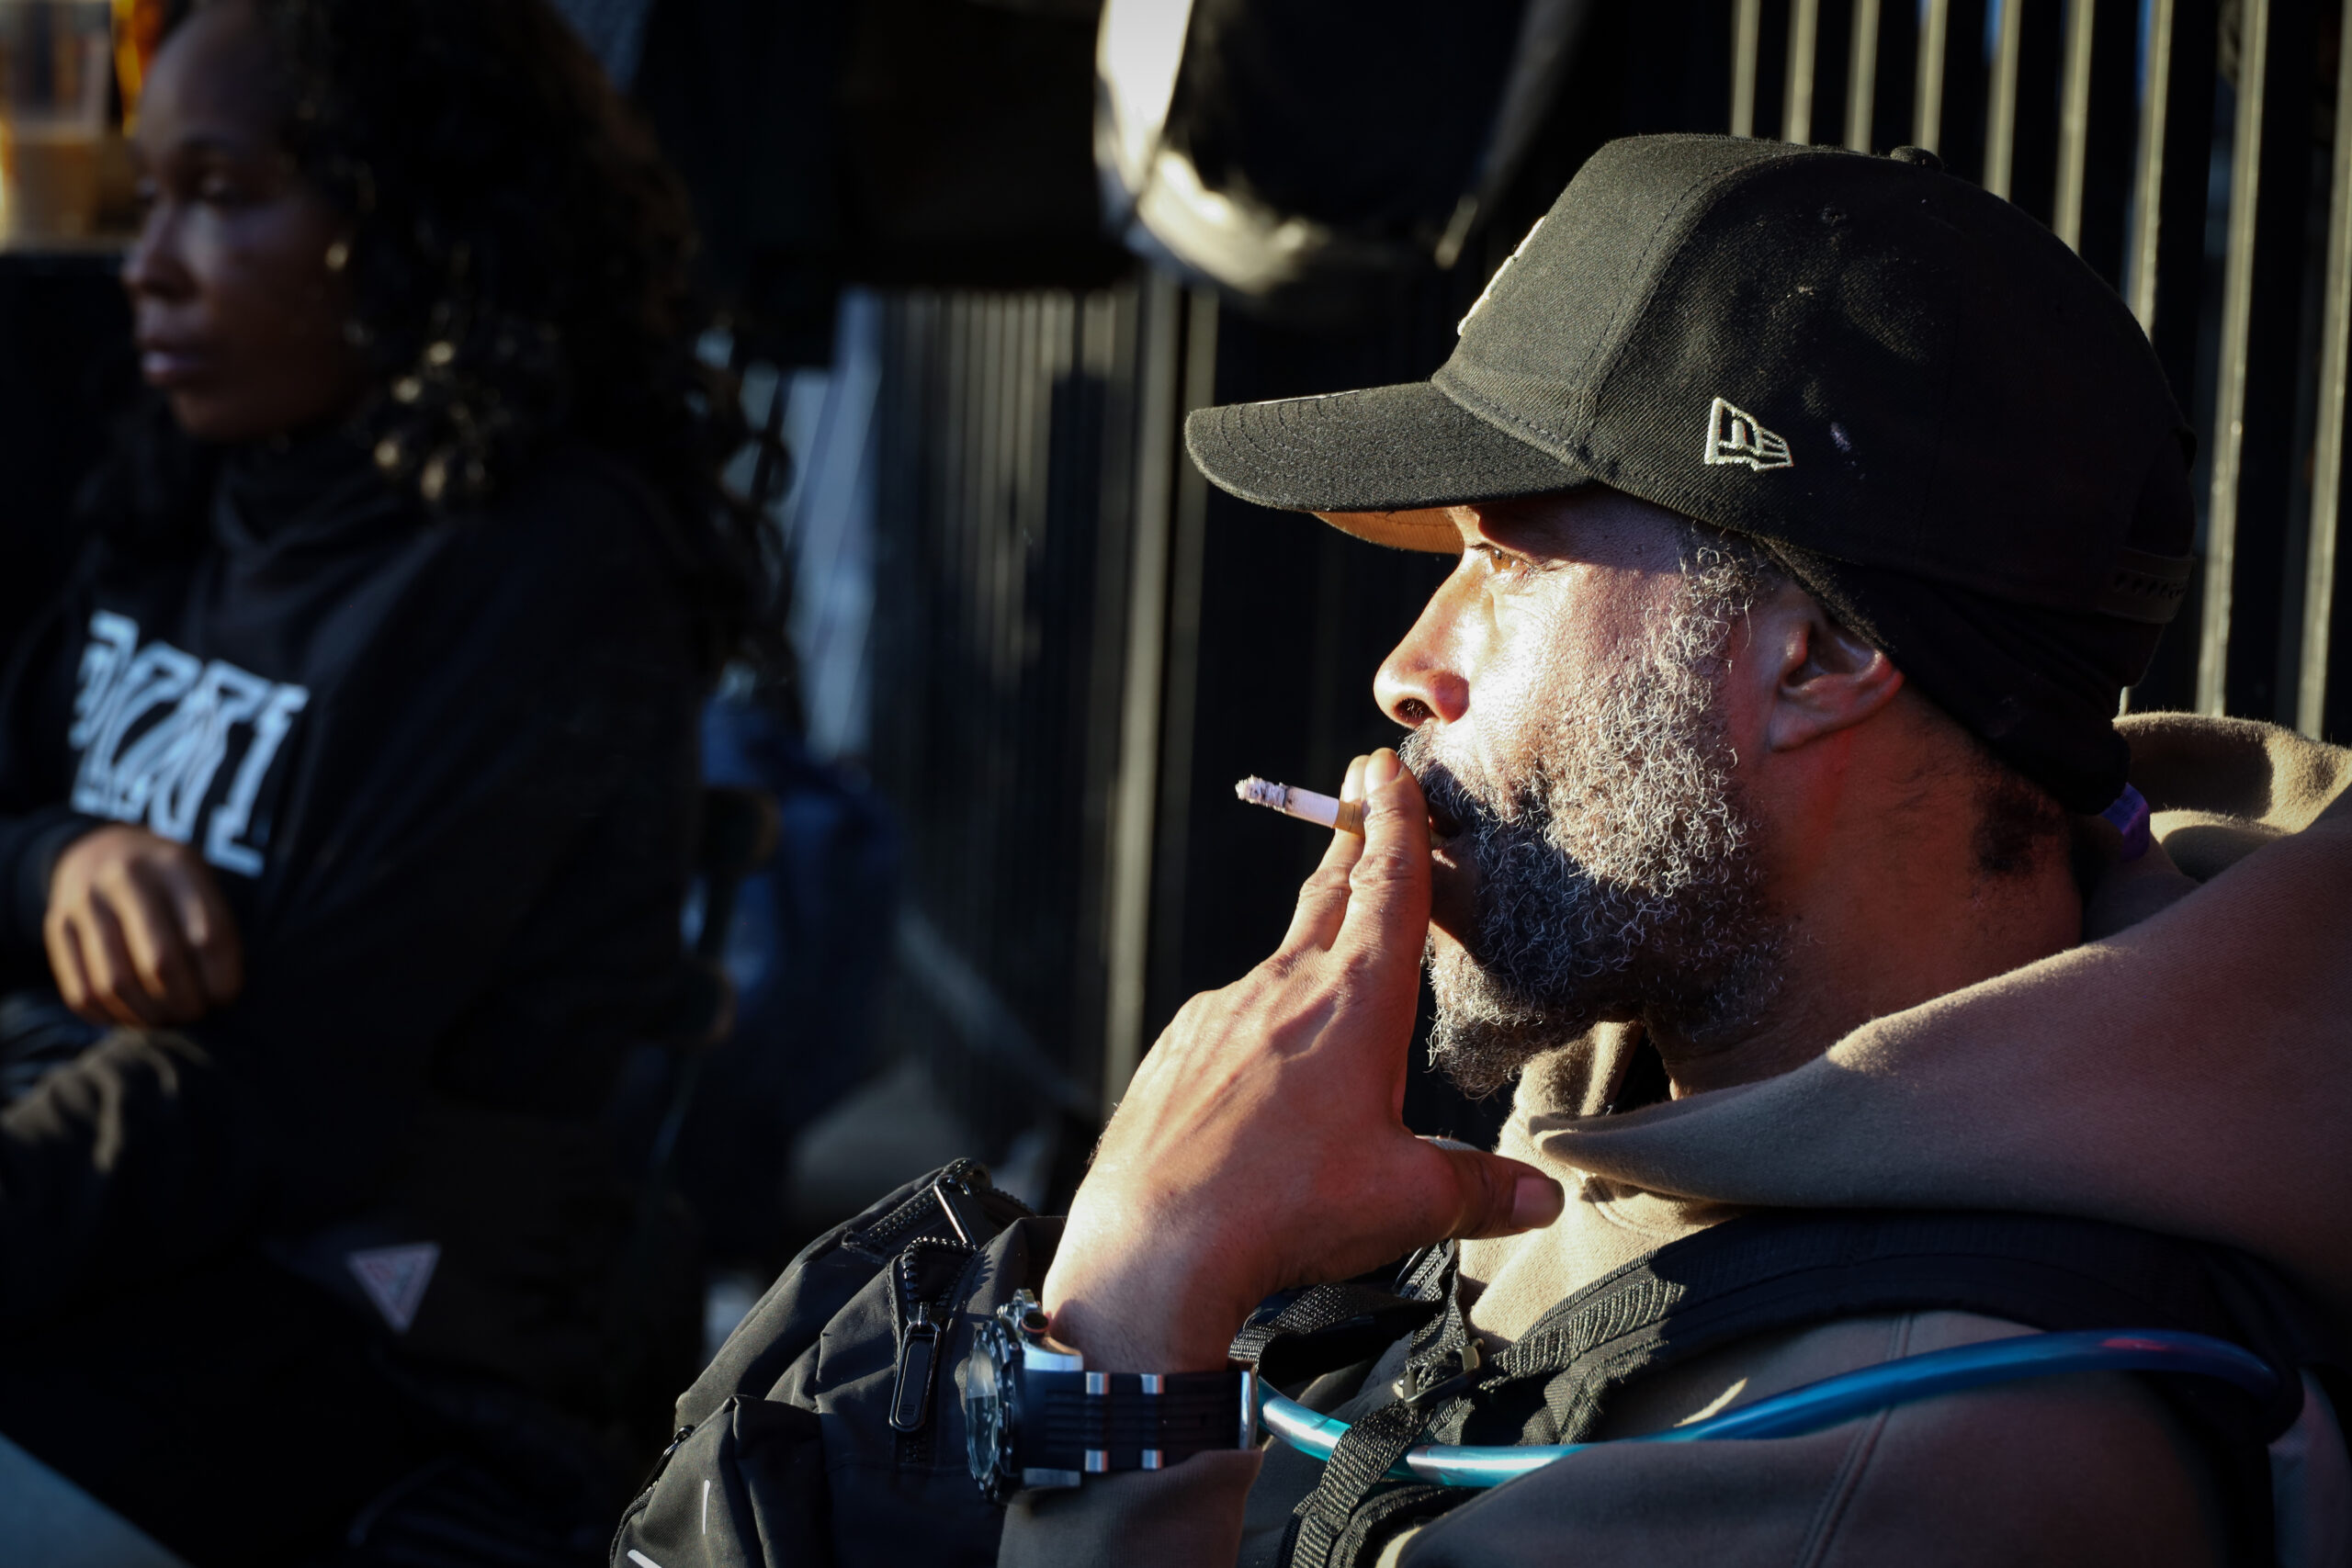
[1235, 776, 1364, 835]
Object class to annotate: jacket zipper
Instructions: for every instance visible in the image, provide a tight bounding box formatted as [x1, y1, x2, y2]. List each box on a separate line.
[890, 1303, 943, 1433]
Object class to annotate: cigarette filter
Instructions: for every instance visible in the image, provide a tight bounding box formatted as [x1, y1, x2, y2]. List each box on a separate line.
[1234, 775, 1365, 835]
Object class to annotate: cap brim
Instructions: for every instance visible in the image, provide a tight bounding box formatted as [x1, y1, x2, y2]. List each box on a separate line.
[1184, 381, 1594, 551]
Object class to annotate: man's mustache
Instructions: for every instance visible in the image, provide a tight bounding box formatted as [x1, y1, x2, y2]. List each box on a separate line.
[1397, 737, 1488, 844]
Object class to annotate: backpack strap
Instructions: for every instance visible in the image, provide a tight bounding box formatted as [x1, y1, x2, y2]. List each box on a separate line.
[1232, 1244, 1456, 1388]
[1460, 1209, 2306, 1449]
[1269, 1209, 2312, 1568]
[1280, 1250, 1478, 1568]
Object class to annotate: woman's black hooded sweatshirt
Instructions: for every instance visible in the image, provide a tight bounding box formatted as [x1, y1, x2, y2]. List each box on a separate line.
[0, 433, 706, 1543]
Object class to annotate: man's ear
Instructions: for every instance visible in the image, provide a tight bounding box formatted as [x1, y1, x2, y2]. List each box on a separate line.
[1750, 582, 1905, 754]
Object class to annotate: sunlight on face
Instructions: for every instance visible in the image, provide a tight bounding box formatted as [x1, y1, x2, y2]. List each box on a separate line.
[1389, 502, 1792, 1094]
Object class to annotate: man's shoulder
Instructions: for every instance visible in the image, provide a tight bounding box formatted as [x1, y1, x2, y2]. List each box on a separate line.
[1597, 1307, 2180, 1438]
[1396, 1308, 2227, 1568]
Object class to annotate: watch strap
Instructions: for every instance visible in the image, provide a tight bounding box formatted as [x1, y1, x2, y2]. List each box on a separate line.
[1020, 1367, 1256, 1477]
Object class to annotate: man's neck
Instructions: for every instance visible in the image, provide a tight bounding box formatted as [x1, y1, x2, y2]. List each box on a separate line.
[1650, 773, 2083, 1099]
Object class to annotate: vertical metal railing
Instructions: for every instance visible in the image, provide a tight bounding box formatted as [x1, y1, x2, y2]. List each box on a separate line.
[1732, 0, 1765, 138]
[1914, 0, 1951, 152]
[866, 285, 1154, 1144]
[2125, 0, 2177, 332]
[1142, 288, 1219, 1080]
[1983, 0, 2025, 196]
[2203, 0, 2316, 720]
[1099, 279, 1218, 1110]
[1099, 274, 1179, 1111]
[1784, 0, 1822, 142]
[1733, 0, 2352, 739]
[2195, 0, 2272, 716]
[2301, 11, 2352, 736]
[1846, 0, 1883, 149]
[2052, 0, 2097, 247]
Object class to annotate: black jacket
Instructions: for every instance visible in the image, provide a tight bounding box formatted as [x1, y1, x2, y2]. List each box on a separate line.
[0, 434, 705, 1422]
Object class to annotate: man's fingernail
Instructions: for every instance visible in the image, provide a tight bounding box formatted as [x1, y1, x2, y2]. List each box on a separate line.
[1511, 1176, 1565, 1229]
[1366, 750, 1400, 787]
[1340, 754, 1370, 803]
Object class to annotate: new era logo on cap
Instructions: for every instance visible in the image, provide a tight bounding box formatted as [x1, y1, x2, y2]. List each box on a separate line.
[1704, 397, 1793, 471]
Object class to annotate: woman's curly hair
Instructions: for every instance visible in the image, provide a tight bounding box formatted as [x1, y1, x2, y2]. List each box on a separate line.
[110, 0, 779, 682]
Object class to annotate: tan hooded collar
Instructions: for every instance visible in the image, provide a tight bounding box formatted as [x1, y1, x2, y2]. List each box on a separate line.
[1507, 715, 2352, 1323]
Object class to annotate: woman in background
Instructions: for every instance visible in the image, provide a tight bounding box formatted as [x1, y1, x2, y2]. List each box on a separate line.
[0, 0, 767, 1560]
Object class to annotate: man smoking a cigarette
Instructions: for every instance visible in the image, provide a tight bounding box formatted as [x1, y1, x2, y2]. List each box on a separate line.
[1012, 137, 2352, 1565]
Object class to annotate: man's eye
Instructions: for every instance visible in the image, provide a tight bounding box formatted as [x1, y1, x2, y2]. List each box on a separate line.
[1471, 544, 1530, 576]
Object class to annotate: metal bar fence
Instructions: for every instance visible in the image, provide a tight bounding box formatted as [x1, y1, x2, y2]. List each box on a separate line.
[830, 1, 2352, 1204]
[1786, 0, 1824, 141]
[2304, 6, 2352, 736]
[2052, 0, 2097, 246]
[866, 285, 1150, 1151]
[2196, 0, 2272, 716]
[1984, 0, 2025, 195]
[1736, 0, 2351, 736]
[1847, 0, 1884, 149]
[1915, 0, 1951, 151]
[1735, 0, 1767, 136]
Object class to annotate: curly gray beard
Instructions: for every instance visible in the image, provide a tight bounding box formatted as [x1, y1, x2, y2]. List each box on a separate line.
[1410, 534, 1791, 1098]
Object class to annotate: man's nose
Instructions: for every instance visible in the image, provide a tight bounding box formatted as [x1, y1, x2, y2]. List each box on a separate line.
[1375, 579, 1473, 728]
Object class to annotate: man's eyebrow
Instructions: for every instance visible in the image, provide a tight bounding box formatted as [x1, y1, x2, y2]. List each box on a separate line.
[1468, 511, 1577, 564]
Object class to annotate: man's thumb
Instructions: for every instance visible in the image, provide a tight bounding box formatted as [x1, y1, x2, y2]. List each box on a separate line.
[1424, 1139, 1565, 1239]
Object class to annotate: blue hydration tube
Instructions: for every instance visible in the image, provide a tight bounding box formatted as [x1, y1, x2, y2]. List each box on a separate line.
[1259, 1329, 2278, 1489]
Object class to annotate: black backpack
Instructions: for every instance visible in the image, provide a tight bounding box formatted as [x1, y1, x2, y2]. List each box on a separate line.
[611, 1166, 2332, 1568]
[610, 1158, 1051, 1567]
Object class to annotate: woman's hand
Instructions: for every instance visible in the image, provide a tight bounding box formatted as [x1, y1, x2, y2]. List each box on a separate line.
[45, 825, 244, 1027]
[1041, 750, 1564, 1372]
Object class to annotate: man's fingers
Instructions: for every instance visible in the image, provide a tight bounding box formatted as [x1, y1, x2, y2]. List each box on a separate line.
[1277, 754, 1373, 955]
[1336, 749, 1433, 960]
[1421, 1142, 1566, 1241]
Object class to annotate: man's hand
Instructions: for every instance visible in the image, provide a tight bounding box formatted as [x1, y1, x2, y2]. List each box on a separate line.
[45, 825, 244, 1027]
[1043, 749, 1564, 1372]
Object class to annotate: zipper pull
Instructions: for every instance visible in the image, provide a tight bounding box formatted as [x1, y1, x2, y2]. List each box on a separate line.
[889, 1304, 943, 1433]
[931, 1176, 991, 1247]
[637, 1421, 697, 1491]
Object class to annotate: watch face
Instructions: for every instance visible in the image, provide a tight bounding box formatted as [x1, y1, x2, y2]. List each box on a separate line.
[960, 1312, 1018, 1501]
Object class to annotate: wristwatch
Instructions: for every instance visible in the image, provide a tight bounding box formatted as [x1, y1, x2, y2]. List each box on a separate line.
[958, 1290, 1258, 1502]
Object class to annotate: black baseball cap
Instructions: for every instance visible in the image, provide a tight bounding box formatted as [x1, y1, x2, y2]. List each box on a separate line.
[1185, 134, 2197, 811]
